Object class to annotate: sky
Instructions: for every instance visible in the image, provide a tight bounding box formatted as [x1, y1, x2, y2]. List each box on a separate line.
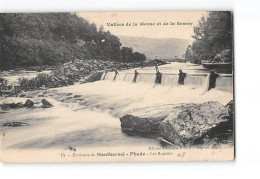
[77, 11, 207, 40]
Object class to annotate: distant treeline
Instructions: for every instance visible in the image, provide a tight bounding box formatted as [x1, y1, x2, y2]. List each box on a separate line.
[185, 11, 232, 63]
[0, 13, 146, 69]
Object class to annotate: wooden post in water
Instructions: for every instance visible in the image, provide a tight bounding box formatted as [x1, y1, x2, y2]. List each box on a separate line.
[132, 70, 139, 83]
[155, 71, 162, 84]
[208, 70, 219, 91]
[177, 69, 186, 85]
[113, 70, 118, 81]
[102, 70, 107, 80]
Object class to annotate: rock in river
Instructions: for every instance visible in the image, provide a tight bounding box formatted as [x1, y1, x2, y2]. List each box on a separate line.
[159, 101, 230, 146]
[119, 104, 180, 133]
[3, 121, 28, 127]
[41, 99, 53, 108]
[84, 71, 103, 83]
[24, 99, 34, 108]
[0, 102, 24, 110]
[225, 100, 234, 120]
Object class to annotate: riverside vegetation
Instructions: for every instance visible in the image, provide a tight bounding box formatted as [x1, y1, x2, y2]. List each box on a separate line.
[0, 13, 234, 149]
[0, 59, 166, 96]
[0, 13, 166, 96]
[184, 11, 232, 64]
[0, 13, 147, 70]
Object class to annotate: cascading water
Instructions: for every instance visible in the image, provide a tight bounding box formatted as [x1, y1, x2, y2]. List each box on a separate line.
[161, 74, 179, 87]
[136, 73, 156, 84]
[103, 72, 116, 80]
[184, 75, 207, 88]
[215, 76, 233, 92]
[1, 62, 234, 150]
[102, 72, 135, 82]
[124, 73, 135, 82]
[114, 73, 126, 81]
[102, 70, 233, 93]
[100, 72, 106, 80]
[203, 74, 210, 92]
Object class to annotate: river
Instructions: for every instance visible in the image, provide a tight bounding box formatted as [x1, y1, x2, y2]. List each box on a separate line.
[0, 70, 52, 85]
[0, 62, 233, 150]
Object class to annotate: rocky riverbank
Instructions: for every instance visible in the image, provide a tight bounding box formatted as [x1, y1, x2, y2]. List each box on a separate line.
[1, 59, 233, 149]
[0, 59, 167, 97]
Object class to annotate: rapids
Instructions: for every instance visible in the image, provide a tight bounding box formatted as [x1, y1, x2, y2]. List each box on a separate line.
[0, 62, 233, 150]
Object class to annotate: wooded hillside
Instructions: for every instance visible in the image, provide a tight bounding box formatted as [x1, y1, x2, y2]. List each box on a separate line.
[185, 11, 232, 63]
[0, 13, 146, 69]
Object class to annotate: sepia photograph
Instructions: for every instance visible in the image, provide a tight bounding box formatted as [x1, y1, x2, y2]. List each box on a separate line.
[0, 11, 234, 162]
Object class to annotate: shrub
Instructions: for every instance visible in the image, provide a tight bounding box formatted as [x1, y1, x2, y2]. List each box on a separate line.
[18, 73, 63, 91]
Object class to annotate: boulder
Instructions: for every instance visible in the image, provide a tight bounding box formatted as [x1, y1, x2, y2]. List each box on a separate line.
[73, 95, 82, 98]
[120, 104, 182, 133]
[221, 49, 232, 59]
[84, 71, 103, 83]
[19, 94, 26, 97]
[79, 79, 85, 84]
[24, 99, 34, 108]
[213, 49, 232, 63]
[222, 57, 230, 63]
[41, 99, 53, 108]
[159, 101, 230, 146]
[194, 100, 234, 147]
[0, 102, 24, 110]
[3, 121, 28, 127]
[213, 53, 221, 62]
[225, 100, 234, 120]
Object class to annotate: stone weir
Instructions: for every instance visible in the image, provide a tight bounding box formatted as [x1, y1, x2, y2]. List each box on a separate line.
[98, 70, 234, 147]
[101, 71, 233, 92]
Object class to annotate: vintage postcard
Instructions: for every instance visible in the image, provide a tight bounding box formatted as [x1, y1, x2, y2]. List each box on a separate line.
[0, 11, 234, 163]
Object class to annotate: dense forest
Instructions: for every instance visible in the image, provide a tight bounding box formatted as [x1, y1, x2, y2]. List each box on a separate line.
[185, 11, 232, 63]
[0, 13, 146, 70]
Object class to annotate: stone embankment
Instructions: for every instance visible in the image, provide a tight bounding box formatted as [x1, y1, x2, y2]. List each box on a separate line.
[0, 59, 166, 97]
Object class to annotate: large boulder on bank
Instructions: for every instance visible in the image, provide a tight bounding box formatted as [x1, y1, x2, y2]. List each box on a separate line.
[119, 104, 182, 133]
[159, 101, 230, 146]
[225, 100, 234, 120]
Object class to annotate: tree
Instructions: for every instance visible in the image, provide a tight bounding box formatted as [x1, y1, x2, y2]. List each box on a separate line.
[130, 52, 146, 62]
[185, 11, 232, 63]
[120, 47, 133, 62]
[0, 13, 135, 69]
